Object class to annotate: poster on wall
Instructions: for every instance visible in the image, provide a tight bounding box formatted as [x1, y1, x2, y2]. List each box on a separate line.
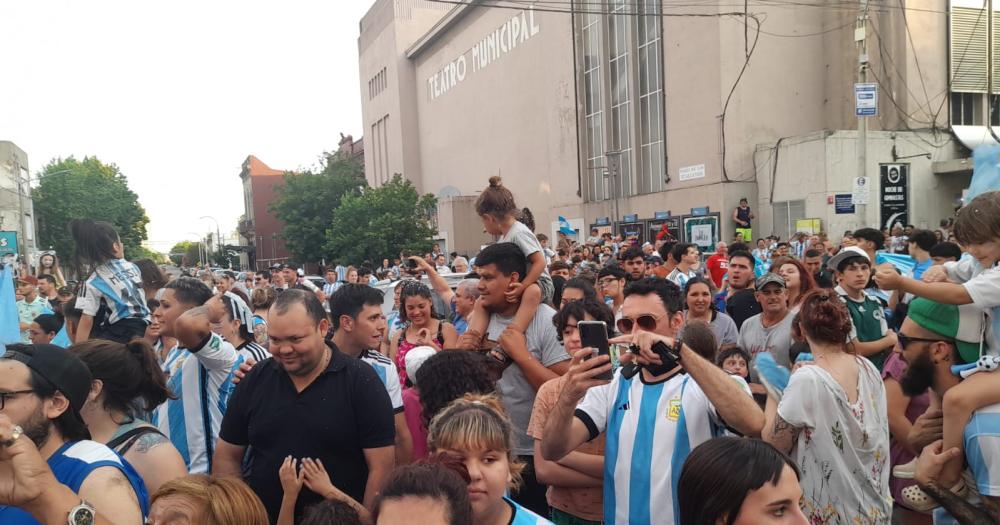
[682, 215, 720, 252]
[647, 217, 681, 244]
[618, 221, 646, 246]
[880, 164, 909, 230]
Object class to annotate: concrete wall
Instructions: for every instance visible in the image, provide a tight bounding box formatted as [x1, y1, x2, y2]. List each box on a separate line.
[410, 7, 578, 236]
[754, 130, 969, 240]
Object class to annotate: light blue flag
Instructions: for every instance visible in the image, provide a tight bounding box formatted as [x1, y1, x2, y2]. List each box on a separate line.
[557, 216, 575, 235]
[967, 145, 1000, 202]
[876, 251, 916, 276]
[52, 325, 71, 348]
[0, 264, 21, 347]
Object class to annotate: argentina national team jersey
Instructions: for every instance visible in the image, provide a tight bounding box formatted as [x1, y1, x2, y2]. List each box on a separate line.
[505, 496, 555, 524]
[575, 370, 750, 525]
[151, 333, 242, 474]
[966, 402, 1000, 497]
[360, 349, 404, 413]
[76, 259, 150, 325]
[0, 440, 149, 524]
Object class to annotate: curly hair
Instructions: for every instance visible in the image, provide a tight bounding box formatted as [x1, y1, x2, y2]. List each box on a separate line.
[416, 351, 497, 427]
[399, 280, 439, 323]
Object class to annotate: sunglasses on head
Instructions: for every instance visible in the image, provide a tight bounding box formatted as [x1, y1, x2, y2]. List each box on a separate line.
[616, 314, 664, 334]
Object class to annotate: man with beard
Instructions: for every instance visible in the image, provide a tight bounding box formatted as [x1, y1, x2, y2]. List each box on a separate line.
[0, 344, 148, 524]
[724, 250, 762, 330]
[895, 299, 997, 522]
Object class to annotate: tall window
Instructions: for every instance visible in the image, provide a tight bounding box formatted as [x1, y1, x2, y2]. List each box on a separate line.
[576, 1, 666, 202]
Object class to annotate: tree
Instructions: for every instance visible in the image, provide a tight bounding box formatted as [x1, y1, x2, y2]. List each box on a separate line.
[325, 175, 437, 265]
[33, 157, 149, 273]
[169, 241, 203, 267]
[269, 152, 365, 264]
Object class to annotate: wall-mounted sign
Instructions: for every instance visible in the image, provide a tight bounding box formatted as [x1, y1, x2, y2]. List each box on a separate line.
[690, 207, 710, 217]
[653, 211, 671, 220]
[648, 217, 681, 244]
[834, 194, 855, 214]
[852, 176, 870, 205]
[427, 9, 541, 100]
[0, 231, 17, 256]
[679, 164, 706, 181]
[623, 214, 639, 222]
[594, 217, 610, 226]
[880, 164, 909, 230]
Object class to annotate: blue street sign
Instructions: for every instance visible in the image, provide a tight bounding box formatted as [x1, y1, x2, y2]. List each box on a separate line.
[0, 231, 17, 256]
[654, 211, 671, 220]
[691, 207, 710, 217]
[855, 83, 878, 117]
[623, 214, 639, 222]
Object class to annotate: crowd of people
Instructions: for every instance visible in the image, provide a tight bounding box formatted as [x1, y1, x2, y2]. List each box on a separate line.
[3, 180, 1000, 525]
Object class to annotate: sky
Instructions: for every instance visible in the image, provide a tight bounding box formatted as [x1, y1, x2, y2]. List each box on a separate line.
[0, 0, 374, 254]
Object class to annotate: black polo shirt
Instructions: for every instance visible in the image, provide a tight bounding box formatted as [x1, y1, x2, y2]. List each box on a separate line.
[219, 342, 395, 523]
[726, 288, 762, 330]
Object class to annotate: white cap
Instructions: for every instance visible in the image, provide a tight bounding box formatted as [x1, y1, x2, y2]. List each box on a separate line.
[826, 246, 870, 272]
[405, 346, 438, 385]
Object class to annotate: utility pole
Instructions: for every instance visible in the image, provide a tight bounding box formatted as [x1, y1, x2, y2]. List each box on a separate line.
[856, 0, 870, 227]
[989, 0, 999, 142]
[606, 151, 621, 229]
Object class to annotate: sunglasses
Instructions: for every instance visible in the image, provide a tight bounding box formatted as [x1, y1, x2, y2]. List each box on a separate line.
[897, 334, 951, 349]
[616, 314, 664, 334]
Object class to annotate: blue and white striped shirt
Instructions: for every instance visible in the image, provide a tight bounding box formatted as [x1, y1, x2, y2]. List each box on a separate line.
[152, 333, 242, 474]
[360, 349, 404, 413]
[576, 370, 749, 525]
[76, 259, 150, 325]
[505, 497, 555, 524]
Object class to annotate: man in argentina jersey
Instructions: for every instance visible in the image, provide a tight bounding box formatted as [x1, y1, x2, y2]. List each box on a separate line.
[149, 277, 242, 474]
[540, 278, 764, 525]
[0, 344, 148, 524]
[328, 284, 413, 464]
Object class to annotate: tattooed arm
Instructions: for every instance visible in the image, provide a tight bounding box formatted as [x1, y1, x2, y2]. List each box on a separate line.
[123, 430, 189, 494]
[762, 395, 801, 455]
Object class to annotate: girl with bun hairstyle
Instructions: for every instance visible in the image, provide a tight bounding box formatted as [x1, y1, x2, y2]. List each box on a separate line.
[465, 176, 550, 341]
[762, 289, 891, 524]
[71, 338, 188, 493]
[428, 394, 554, 525]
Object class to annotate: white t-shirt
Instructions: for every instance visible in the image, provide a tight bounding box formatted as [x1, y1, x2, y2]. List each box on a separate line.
[500, 221, 543, 260]
[576, 370, 750, 525]
[777, 358, 892, 524]
[947, 257, 999, 355]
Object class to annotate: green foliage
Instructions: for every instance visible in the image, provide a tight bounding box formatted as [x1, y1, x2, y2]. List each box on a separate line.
[325, 175, 437, 265]
[168, 241, 203, 267]
[33, 157, 149, 273]
[269, 152, 365, 263]
[129, 245, 166, 263]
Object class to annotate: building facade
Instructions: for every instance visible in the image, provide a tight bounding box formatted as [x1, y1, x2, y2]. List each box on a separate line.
[0, 141, 38, 265]
[238, 155, 292, 271]
[359, 0, 995, 253]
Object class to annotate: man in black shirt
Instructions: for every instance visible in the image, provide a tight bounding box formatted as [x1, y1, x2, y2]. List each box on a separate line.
[213, 290, 395, 523]
[725, 250, 762, 329]
[803, 249, 834, 288]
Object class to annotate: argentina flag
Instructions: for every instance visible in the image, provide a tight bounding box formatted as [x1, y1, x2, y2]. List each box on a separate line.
[0, 264, 21, 348]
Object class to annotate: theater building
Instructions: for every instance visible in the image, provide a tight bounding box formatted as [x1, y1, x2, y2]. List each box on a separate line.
[360, 0, 991, 255]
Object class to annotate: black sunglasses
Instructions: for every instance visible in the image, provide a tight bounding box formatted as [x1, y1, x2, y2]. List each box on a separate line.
[897, 334, 951, 349]
[616, 314, 664, 334]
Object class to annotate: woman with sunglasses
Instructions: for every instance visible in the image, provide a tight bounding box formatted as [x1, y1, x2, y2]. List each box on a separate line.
[762, 289, 891, 524]
[390, 281, 458, 386]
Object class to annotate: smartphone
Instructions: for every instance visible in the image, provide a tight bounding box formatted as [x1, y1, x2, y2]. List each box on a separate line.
[578, 321, 613, 381]
[405, 257, 419, 270]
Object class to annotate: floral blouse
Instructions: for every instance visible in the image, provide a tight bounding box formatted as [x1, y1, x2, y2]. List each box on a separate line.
[777, 357, 892, 524]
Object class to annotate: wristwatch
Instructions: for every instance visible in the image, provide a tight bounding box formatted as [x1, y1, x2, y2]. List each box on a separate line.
[68, 500, 95, 525]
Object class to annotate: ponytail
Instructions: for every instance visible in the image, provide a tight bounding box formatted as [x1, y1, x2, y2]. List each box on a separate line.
[70, 338, 175, 416]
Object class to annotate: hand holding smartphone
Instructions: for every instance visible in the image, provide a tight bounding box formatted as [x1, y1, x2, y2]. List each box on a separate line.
[578, 321, 613, 381]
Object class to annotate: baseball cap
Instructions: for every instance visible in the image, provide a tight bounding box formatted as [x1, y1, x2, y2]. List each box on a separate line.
[826, 246, 870, 272]
[1, 343, 92, 421]
[405, 346, 437, 386]
[755, 273, 786, 289]
[906, 299, 983, 364]
[16, 275, 38, 286]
